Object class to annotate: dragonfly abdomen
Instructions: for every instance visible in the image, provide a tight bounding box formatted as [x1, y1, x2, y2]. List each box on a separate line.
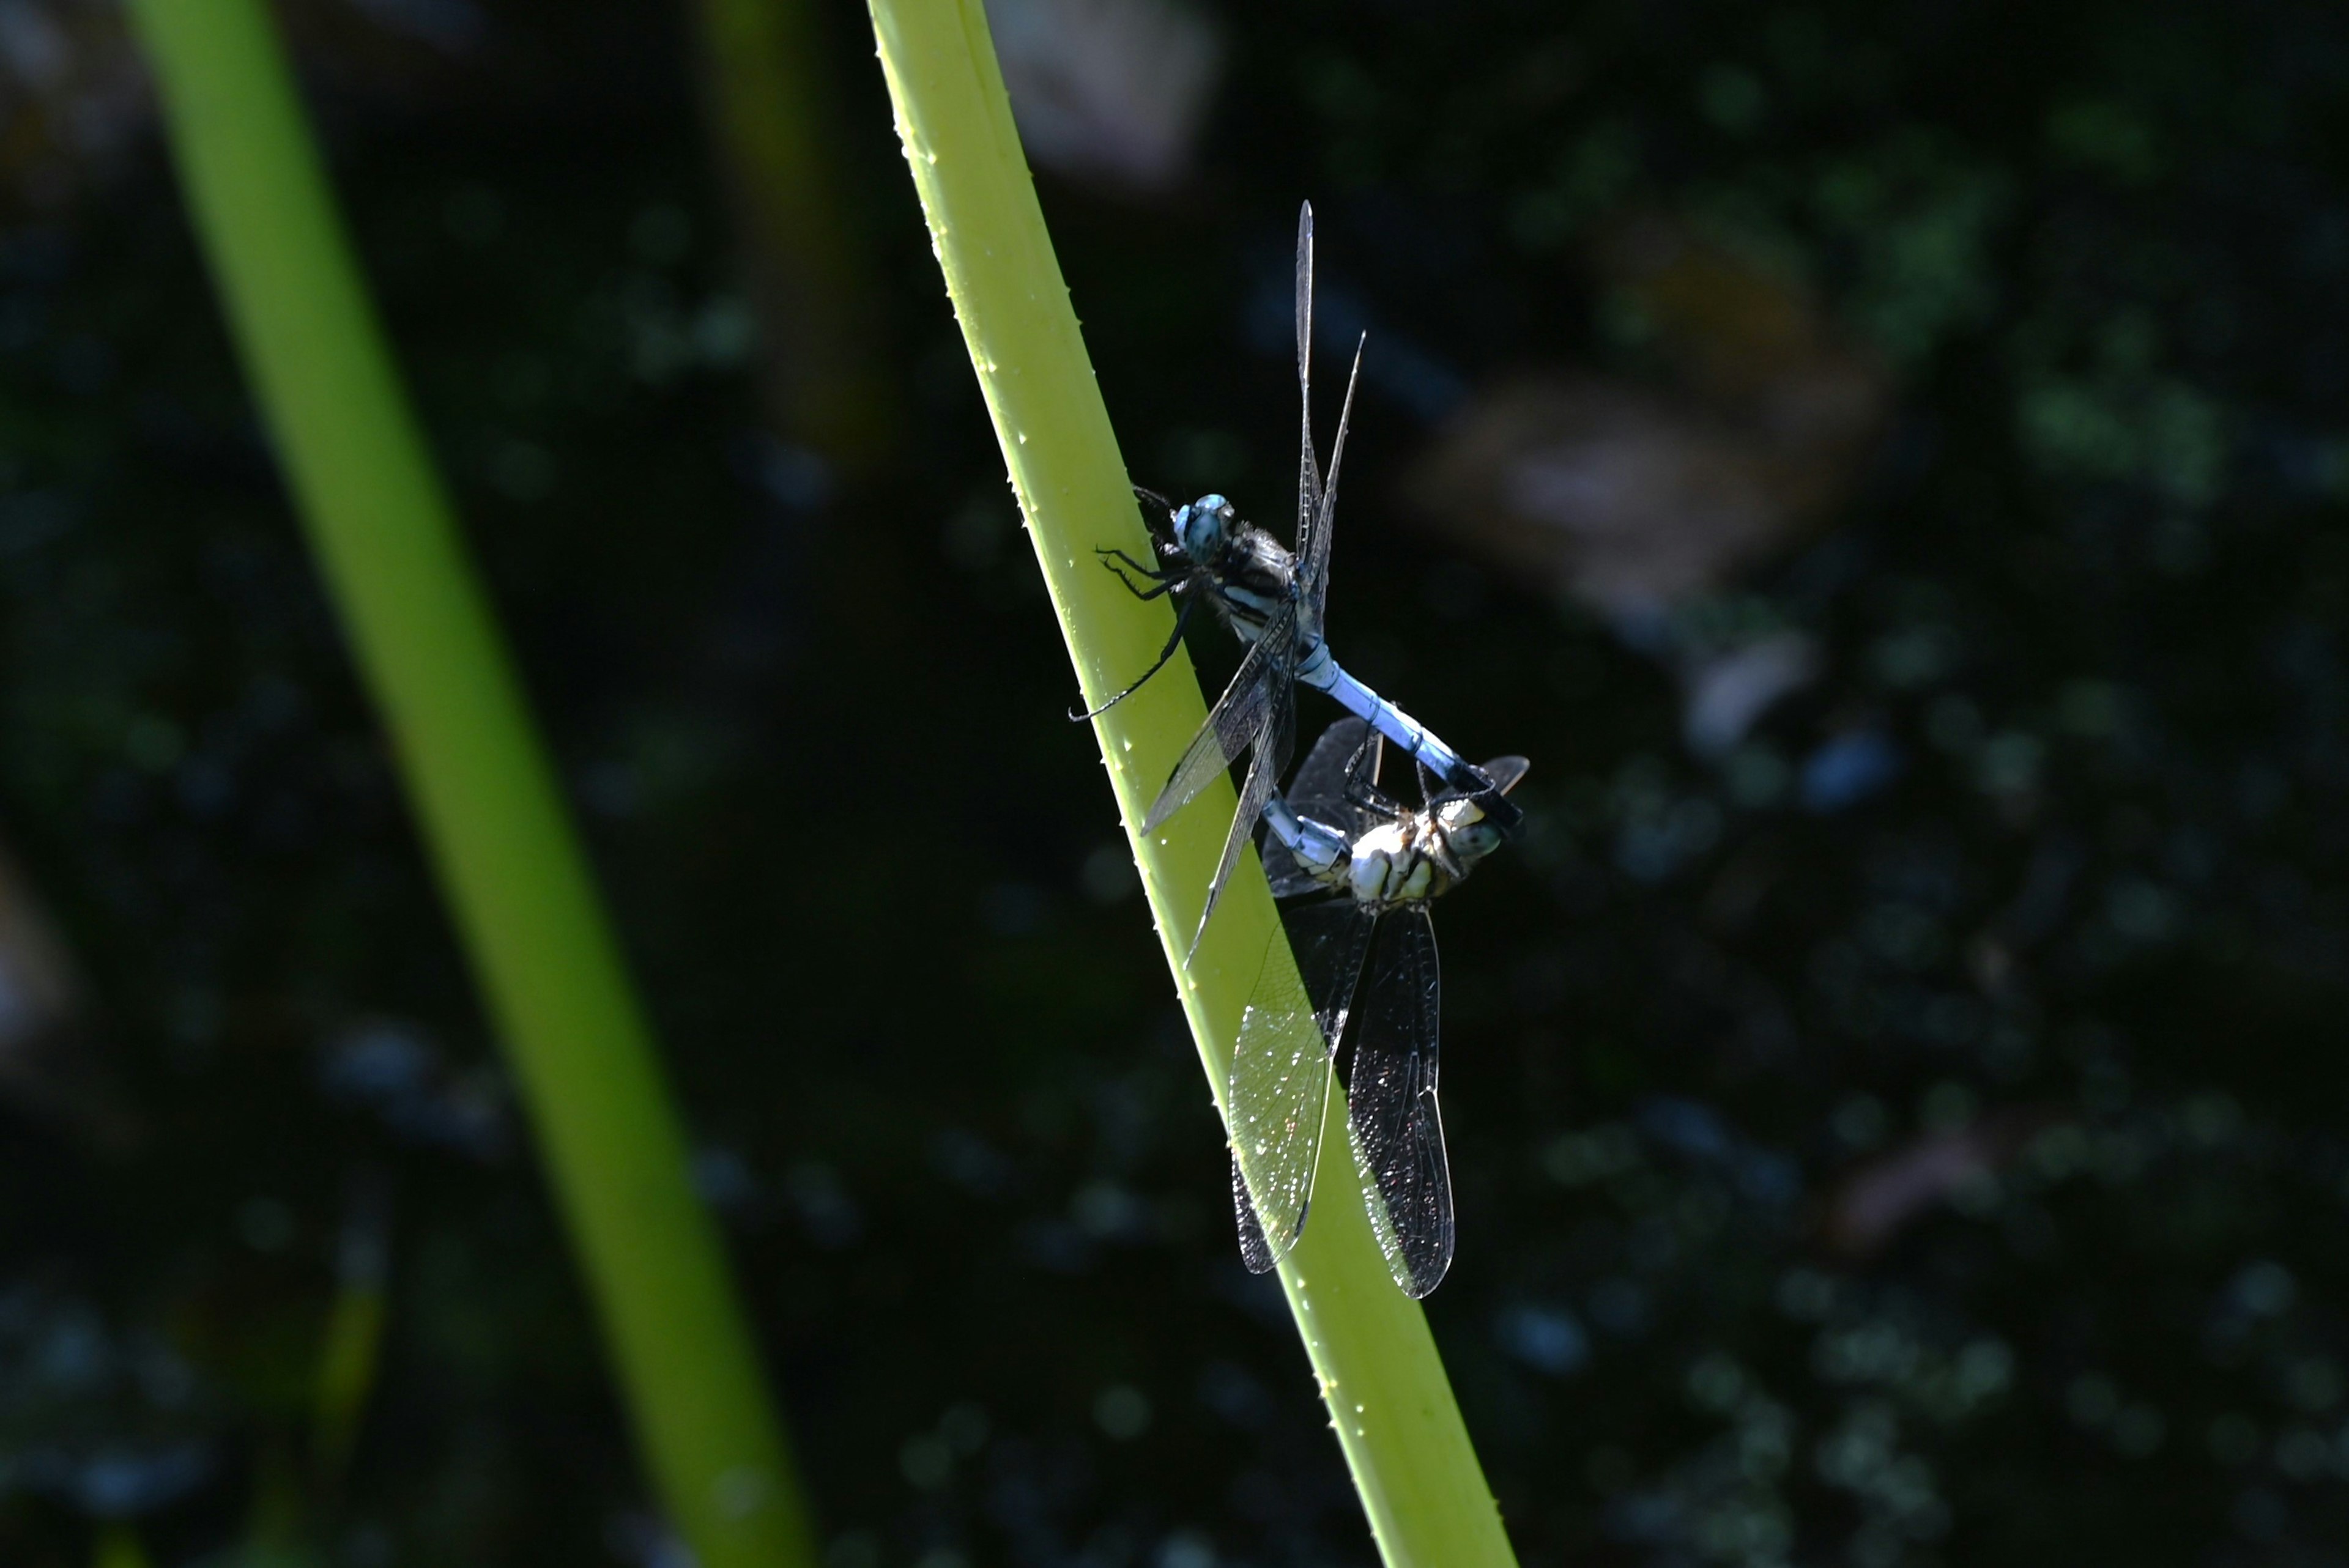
[1304, 656, 1476, 788]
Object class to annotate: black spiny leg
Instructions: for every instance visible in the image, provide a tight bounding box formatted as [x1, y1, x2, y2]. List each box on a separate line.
[1070, 594, 1197, 721]
[1098, 547, 1176, 601]
[1343, 729, 1402, 820]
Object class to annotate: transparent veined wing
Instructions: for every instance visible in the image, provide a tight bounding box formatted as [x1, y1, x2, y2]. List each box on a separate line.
[1344, 904, 1454, 1298]
[1231, 1150, 1277, 1273]
[1187, 668, 1294, 958]
[1295, 202, 1324, 588]
[1300, 335, 1364, 642]
[1286, 717, 1375, 831]
[1290, 198, 1362, 643]
[1226, 897, 1376, 1271]
[1140, 601, 1291, 834]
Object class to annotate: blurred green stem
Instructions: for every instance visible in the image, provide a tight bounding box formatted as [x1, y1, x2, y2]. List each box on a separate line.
[864, 3, 1520, 1563]
[691, 0, 893, 471]
[126, 4, 814, 1565]
[310, 1169, 392, 1487]
[91, 1524, 150, 1568]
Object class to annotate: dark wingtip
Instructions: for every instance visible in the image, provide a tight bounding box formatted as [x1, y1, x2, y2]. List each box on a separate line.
[1449, 760, 1526, 832]
[1480, 756, 1532, 796]
[1180, 877, 1220, 967]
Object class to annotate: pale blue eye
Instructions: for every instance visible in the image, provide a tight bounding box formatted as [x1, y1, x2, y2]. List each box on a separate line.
[1179, 495, 1230, 558]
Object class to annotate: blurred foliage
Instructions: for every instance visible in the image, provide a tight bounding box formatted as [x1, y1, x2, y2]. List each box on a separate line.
[1, 0, 2348, 1564]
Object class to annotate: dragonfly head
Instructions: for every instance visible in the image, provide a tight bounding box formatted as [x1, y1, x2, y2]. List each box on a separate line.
[1173, 494, 1239, 563]
[1439, 813, 1505, 869]
[1434, 781, 1518, 873]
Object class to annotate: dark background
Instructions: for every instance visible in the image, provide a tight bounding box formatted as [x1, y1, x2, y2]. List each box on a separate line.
[4, 1, 2349, 1564]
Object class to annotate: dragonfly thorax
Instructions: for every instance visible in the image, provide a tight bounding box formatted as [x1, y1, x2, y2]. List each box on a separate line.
[1348, 819, 1439, 906]
[1211, 528, 1297, 642]
[1340, 793, 1507, 911]
[1157, 492, 1296, 643]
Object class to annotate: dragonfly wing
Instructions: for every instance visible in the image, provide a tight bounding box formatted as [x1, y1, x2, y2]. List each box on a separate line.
[1479, 755, 1531, 797]
[1226, 897, 1375, 1270]
[1288, 718, 1370, 827]
[1430, 754, 1529, 811]
[1140, 607, 1286, 834]
[1302, 333, 1364, 639]
[1295, 202, 1324, 582]
[1345, 904, 1453, 1298]
[1186, 667, 1296, 958]
[1231, 1150, 1277, 1273]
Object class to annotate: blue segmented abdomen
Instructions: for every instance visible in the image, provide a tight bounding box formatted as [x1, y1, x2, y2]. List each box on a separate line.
[1294, 644, 1473, 784]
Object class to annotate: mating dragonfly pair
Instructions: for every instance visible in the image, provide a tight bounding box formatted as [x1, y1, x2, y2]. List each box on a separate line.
[1083, 204, 1529, 1298]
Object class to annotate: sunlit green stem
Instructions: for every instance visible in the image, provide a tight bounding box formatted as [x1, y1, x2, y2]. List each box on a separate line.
[864, 4, 1519, 1563]
[125, 4, 814, 1564]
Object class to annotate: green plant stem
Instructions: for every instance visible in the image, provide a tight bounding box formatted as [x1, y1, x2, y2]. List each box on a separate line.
[310, 1186, 388, 1488]
[91, 1524, 150, 1568]
[126, 6, 814, 1565]
[864, 4, 1519, 1563]
[690, 0, 894, 471]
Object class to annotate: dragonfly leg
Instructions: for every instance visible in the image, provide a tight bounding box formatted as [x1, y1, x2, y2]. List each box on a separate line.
[1070, 594, 1195, 721]
[1342, 734, 1402, 819]
[1097, 547, 1178, 600]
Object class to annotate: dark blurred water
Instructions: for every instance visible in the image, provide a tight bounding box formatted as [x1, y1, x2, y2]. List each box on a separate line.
[5, 1, 2349, 1564]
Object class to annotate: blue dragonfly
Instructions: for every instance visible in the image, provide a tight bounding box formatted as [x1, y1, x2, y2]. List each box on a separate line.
[1224, 717, 1527, 1298]
[1083, 202, 1518, 958]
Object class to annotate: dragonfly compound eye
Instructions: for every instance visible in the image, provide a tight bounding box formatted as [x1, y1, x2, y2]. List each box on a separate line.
[1448, 821, 1502, 866]
[1179, 494, 1230, 560]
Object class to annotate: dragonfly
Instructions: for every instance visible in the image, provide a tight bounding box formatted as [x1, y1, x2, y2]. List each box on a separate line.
[1222, 716, 1528, 1298]
[1082, 202, 1519, 959]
